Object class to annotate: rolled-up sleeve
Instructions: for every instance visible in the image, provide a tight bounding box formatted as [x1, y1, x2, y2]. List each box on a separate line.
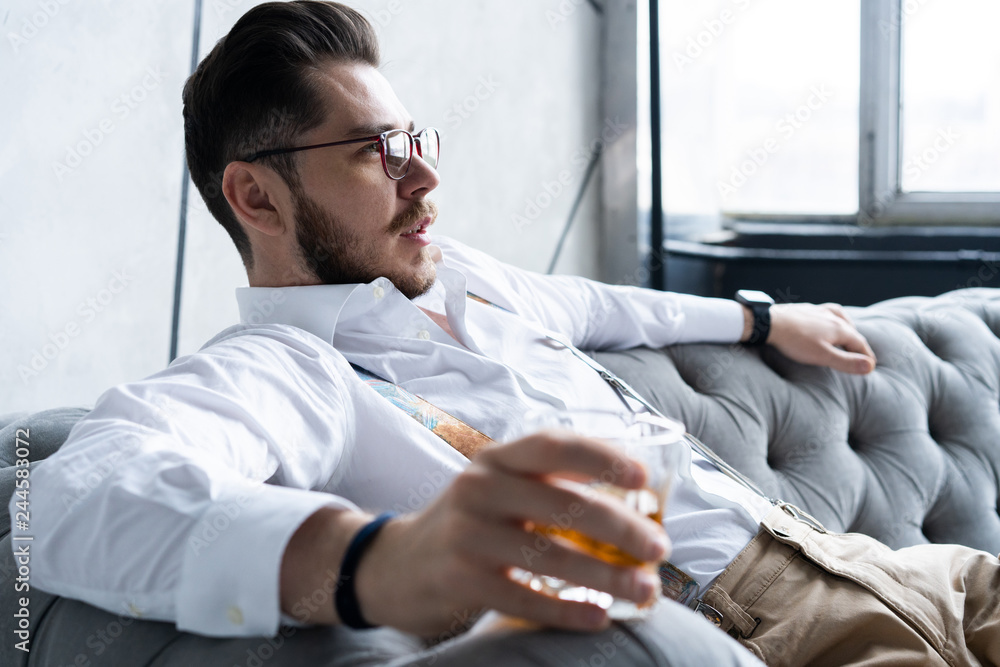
[439, 239, 746, 350]
[17, 325, 361, 636]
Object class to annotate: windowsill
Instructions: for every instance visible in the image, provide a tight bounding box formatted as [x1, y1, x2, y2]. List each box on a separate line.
[669, 220, 1000, 255]
[662, 221, 1000, 305]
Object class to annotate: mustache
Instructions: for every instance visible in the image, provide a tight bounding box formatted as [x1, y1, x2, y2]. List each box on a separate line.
[388, 200, 438, 233]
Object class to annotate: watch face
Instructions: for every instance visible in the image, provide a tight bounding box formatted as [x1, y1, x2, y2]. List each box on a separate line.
[737, 290, 774, 305]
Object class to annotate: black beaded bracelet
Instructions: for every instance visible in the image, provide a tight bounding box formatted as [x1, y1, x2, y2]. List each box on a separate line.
[335, 511, 396, 630]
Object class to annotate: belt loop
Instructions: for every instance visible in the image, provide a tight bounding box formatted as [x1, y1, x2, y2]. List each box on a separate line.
[696, 589, 761, 639]
[778, 502, 827, 534]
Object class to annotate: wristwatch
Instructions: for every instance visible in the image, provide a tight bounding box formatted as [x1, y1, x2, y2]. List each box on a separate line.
[735, 290, 774, 346]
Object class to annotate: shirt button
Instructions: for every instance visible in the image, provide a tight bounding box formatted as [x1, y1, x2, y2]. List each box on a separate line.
[373, 286, 385, 300]
[417, 330, 431, 340]
[227, 606, 244, 626]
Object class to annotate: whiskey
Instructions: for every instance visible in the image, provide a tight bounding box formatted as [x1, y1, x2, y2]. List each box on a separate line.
[538, 486, 665, 569]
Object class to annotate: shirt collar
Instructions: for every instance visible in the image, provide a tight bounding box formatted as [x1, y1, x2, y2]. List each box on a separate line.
[235, 244, 458, 344]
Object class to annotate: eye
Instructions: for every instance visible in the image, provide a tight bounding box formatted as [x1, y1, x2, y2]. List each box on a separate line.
[359, 141, 381, 155]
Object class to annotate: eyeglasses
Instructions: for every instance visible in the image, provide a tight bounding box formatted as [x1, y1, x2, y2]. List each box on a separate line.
[242, 127, 441, 181]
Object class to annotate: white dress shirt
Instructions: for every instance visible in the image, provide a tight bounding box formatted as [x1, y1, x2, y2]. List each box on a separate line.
[20, 236, 771, 637]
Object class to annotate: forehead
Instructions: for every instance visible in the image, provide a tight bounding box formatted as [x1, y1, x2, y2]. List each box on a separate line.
[309, 61, 410, 135]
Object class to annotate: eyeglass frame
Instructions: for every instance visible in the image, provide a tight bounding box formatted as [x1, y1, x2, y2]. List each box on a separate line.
[241, 127, 441, 181]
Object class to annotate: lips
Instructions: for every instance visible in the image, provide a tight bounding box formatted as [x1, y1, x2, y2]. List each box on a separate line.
[400, 218, 431, 236]
[391, 200, 439, 236]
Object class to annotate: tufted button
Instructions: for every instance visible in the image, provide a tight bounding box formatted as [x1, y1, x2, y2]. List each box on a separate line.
[373, 285, 385, 300]
[417, 330, 431, 341]
[227, 606, 244, 626]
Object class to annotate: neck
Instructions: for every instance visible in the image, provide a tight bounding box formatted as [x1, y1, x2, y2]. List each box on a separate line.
[419, 307, 462, 344]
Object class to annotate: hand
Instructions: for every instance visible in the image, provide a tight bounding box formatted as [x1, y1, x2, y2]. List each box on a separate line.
[354, 432, 671, 637]
[763, 303, 876, 374]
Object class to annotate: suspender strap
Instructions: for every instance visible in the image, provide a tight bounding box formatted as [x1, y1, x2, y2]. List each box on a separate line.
[351, 364, 495, 460]
[470, 293, 779, 506]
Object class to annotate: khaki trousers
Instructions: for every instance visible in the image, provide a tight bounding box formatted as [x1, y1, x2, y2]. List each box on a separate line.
[698, 505, 1000, 667]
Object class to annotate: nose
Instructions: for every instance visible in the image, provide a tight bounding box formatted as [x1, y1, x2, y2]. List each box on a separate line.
[398, 149, 440, 200]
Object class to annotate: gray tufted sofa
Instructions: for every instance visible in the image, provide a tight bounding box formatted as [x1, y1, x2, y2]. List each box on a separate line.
[597, 287, 1000, 554]
[3, 288, 1000, 665]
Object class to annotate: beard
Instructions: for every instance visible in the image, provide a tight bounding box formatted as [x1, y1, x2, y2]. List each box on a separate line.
[292, 188, 438, 299]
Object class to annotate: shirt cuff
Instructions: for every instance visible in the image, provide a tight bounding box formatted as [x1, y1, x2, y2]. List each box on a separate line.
[674, 295, 746, 344]
[176, 483, 357, 636]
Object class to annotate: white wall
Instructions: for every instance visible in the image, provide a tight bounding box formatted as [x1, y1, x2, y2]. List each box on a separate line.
[1, 1, 194, 413]
[1, 0, 606, 413]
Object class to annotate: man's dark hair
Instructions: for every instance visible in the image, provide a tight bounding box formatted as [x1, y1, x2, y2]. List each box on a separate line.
[182, 1, 380, 269]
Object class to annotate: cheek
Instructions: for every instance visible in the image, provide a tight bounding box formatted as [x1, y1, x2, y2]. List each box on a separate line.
[316, 181, 391, 219]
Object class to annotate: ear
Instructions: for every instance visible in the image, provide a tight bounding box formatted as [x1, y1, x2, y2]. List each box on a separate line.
[222, 161, 290, 237]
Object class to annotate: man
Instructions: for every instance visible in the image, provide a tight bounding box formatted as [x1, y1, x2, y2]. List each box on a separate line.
[19, 3, 998, 666]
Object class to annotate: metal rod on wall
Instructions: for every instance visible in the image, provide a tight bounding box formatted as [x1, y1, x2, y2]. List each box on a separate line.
[649, 0, 665, 290]
[170, 0, 203, 362]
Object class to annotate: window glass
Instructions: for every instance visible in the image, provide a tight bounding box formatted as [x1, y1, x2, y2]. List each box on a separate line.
[901, 0, 1000, 192]
[659, 0, 860, 216]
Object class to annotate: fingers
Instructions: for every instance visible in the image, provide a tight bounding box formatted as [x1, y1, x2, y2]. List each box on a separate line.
[826, 313, 877, 374]
[465, 521, 662, 606]
[770, 303, 877, 374]
[478, 430, 647, 489]
[477, 571, 611, 632]
[821, 343, 877, 375]
[389, 434, 672, 636]
[454, 464, 669, 564]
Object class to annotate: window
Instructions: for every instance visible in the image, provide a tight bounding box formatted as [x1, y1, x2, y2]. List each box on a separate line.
[660, 0, 860, 218]
[655, 0, 1000, 226]
[863, 0, 1000, 224]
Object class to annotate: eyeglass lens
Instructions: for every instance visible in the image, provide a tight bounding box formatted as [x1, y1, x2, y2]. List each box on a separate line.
[384, 131, 411, 178]
[383, 129, 440, 179]
[416, 129, 440, 170]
